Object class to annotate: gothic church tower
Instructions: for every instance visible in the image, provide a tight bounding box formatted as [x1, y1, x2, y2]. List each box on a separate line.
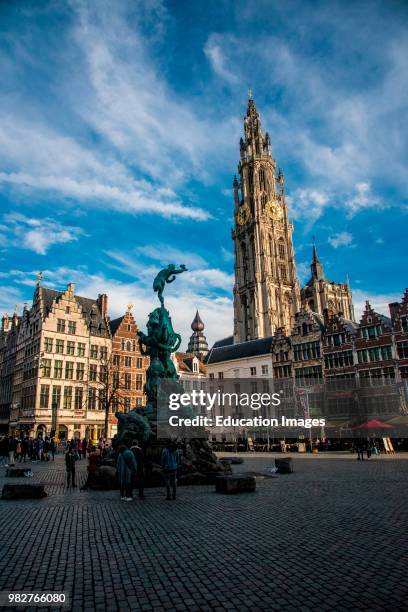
[233, 94, 300, 342]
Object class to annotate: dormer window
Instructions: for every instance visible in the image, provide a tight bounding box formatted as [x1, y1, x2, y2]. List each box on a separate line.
[367, 316, 372, 324]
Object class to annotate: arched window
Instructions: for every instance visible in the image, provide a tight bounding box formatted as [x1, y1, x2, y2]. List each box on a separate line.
[241, 242, 248, 283]
[250, 235, 256, 278]
[126, 340, 131, 352]
[259, 168, 266, 190]
[278, 239, 285, 260]
[302, 322, 308, 336]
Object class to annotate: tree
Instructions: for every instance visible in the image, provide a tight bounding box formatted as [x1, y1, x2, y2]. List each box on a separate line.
[87, 354, 131, 440]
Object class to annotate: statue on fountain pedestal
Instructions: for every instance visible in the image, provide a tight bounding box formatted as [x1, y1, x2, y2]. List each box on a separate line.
[115, 264, 187, 442]
[115, 264, 226, 485]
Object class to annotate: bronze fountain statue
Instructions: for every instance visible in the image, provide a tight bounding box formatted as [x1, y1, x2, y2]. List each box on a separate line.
[115, 264, 225, 485]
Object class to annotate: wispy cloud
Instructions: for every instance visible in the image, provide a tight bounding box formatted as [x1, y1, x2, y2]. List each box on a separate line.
[328, 231, 354, 249]
[70, 1, 237, 185]
[203, 8, 408, 218]
[105, 248, 233, 293]
[287, 189, 329, 224]
[3, 213, 83, 255]
[296, 261, 310, 285]
[204, 34, 239, 85]
[2, 265, 233, 349]
[134, 245, 207, 269]
[345, 182, 382, 217]
[353, 289, 402, 321]
[0, 116, 209, 221]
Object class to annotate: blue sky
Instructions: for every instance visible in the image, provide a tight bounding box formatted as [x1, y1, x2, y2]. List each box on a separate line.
[0, 0, 407, 347]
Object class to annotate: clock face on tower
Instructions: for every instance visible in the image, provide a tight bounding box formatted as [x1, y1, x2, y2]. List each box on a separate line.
[265, 199, 283, 222]
[237, 202, 251, 226]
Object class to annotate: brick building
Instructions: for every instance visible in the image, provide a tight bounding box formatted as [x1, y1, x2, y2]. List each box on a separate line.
[108, 305, 149, 436]
[0, 277, 148, 441]
[0, 310, 20, 432]
[390, 289, 408, 380]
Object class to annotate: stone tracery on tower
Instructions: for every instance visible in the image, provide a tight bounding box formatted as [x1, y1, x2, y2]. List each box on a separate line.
[233, 95, 301, 342]
[232, 94, 354, 343]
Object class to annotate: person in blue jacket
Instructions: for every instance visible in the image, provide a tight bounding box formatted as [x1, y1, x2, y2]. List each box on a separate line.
[116, 444, 137, 501]
[161, 441, 179, 501]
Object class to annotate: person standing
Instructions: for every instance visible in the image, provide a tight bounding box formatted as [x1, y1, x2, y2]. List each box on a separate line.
[131, 440, 145, 499]
[65, 447, 77, 487]
[116, 444, 137, 501]
[50, 437, 56, 461]
[82, 437, 87, 460]
[15, 439, 22, 463]
[0, 437, 8, 467]
[8, 436, 16, 467]
[43, 437, 50, 461]
[31, 438, 38, 462]
[356, 438, 366, 461]
[37, 436, 44, 461]
[20, 436, 29, 463]
[161, 441, 179, 501]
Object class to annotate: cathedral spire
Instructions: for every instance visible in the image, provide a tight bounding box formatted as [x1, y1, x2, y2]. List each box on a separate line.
[311, 239, 324, 280]
[243, 92, 265, 159]
[233, 97, 300, 341]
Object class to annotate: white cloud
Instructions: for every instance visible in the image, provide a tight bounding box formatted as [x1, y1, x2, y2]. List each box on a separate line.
[0, 285, 25, 316]
[0, 117, 209, 221]
[69, 2, 237, 185]
[134, 245, 207, 269]
[201, 23, 408, 219]
[296, 261, 310, 285]
[345, 182, 382, 217]
[0, 1, 241, 223]
[4, 213, 83, 255]
[328, 231, 354, 249]
[221, 246, 234, 262]
[204, 35, 239, 85]
[352, 289, 402, 321]
[287, 189, 329, 223]
[105, 248, 233, 293]
[4, 265, 232, 349]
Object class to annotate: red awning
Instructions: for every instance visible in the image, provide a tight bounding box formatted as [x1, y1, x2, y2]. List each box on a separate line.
[350, 420, 393, 430]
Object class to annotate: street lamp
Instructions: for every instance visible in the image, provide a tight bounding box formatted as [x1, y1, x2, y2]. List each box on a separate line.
[51, 402, 58, 438]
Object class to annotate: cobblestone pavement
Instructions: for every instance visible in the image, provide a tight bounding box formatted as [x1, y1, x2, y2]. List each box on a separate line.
[0, 453, 407, 611]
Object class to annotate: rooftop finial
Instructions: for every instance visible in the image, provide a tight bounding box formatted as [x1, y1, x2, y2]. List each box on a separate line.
[37, 271, 43, 284]
[127, 302, 133, 313]
[248, 87, 253, 100]
[191, 310, 205, 332]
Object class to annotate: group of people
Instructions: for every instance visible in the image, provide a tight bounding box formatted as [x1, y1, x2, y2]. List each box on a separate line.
[64, 437, 96, 487]
[65, 436, 93, 460]
[0, 434, 57, 466]
[116, 440, 180, 502]
[355, 438, 379, 460]
[2, 432, 182, 500]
